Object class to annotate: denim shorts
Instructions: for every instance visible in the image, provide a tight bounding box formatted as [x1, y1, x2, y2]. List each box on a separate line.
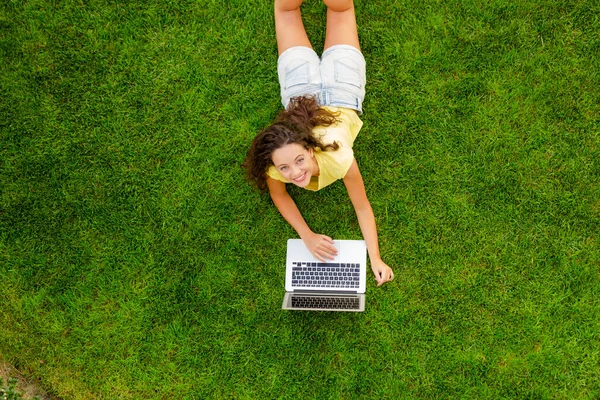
[277, 44, 366, 114]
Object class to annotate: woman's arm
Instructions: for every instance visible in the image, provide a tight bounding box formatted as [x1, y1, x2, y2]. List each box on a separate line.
[343, 159, 394, 286]
[267, 177, 338, 261]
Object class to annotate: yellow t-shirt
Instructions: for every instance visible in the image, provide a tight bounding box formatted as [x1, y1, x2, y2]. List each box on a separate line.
[267, 107, 363, 191]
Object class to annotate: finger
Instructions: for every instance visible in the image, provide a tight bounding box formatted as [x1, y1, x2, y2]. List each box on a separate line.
[322, 235, 334, 244]
[323, 240, 338, 254]
[322, 249, 336, 260]
[316, 248, 334, 261]
[375, 272, 383, 286]
[382, 270, 391, 283]
[325, 244, 338, 257]
[317, 243, 338, 258]
[313, 251, 326, 263]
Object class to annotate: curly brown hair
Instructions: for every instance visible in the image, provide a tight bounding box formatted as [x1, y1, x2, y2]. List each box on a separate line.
[243, 96, 341, 191]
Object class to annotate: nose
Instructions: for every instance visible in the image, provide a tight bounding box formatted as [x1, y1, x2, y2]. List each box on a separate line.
[290, 165, 302, 177]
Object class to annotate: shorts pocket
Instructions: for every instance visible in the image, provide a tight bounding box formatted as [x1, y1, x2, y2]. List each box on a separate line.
[334, 57, 362, 89]
[285, 60, 310, 90]
[329, 92, 360, 111]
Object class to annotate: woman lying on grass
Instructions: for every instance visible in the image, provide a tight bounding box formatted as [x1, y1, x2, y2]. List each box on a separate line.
[243, 0, 394, 286]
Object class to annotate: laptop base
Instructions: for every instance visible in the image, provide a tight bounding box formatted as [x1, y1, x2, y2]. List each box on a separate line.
[282, 292, 365, 312]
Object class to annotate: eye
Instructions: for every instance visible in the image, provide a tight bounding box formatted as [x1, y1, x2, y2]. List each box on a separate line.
[280, 166, 288, 171]
[297, 158, 304, 164]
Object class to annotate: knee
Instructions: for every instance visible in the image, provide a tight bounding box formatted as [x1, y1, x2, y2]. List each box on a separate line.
[323, 0, 353, 12]
[275, 0, 305, 12]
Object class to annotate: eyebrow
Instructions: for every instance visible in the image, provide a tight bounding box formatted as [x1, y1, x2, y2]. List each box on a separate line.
[276, 154, 305, 168]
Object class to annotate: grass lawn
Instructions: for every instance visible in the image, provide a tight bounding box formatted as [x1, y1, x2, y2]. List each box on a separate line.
[1, 0, 599, 398]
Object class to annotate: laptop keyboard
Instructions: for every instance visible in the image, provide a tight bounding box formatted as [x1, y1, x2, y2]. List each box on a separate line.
[291, 262, 360, 289]
[291, 295, 360, 310]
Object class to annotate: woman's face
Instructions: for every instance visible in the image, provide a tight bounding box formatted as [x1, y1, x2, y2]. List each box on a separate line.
[271, 143, 318, 187]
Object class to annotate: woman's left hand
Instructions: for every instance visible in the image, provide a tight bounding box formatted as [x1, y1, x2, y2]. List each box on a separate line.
[370, 259, 394, 287]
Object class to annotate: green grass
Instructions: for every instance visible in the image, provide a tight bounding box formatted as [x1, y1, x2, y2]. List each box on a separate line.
[1, 0, 599, 398]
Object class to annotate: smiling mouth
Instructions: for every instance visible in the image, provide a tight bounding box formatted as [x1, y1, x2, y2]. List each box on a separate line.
[293, 172, 306, 183]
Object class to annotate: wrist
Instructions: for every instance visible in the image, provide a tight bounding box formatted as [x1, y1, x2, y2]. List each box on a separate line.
[299, 229, 314, 240]
[369, 254, 382, 265]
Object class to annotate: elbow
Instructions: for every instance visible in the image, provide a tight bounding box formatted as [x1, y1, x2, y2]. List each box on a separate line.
[270, 190, 290, 206]
[353, 201, 373, 215]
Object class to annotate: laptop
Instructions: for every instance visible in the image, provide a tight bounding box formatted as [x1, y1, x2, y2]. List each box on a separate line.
[281, 239, 367, 312]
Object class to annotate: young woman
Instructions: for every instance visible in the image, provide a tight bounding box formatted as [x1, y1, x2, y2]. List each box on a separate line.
[244, 0, 394, 286]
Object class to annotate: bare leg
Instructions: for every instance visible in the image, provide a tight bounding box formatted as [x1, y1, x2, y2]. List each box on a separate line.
[323, 0, 360, 51]
[275, 0, 312, 55]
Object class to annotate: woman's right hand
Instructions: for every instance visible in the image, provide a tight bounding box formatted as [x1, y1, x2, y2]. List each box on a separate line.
[302, 232, 338, 262]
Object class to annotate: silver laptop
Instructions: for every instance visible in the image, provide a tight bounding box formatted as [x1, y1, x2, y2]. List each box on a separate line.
[282, 239, 367, 312]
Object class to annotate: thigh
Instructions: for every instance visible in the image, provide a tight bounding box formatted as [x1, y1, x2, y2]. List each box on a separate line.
[320, 45, 366, 113]
[278, 47, 322, 109]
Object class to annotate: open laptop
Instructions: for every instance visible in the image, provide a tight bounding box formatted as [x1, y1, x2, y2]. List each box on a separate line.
[282, 239, 367, 312]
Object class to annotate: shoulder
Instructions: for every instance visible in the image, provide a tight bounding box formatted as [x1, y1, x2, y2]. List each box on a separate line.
[343, 158, 361, 178]
[317, 107, 363, 144]
[324, 106, 362, 128]
[266, 175, 287, 195]
[315, 146, 354, 182]
[267, 165, 289, 183]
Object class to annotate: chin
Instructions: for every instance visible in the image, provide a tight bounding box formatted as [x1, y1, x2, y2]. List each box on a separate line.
[294, 179, 310, 188]
[292, 179, 309, 188]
